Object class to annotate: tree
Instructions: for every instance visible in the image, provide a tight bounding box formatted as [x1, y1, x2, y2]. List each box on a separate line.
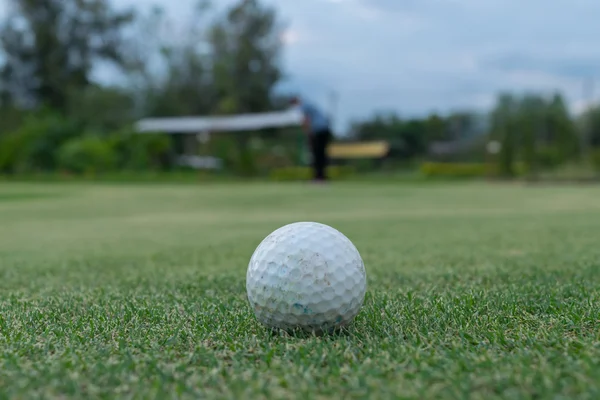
[490, 93, 519, 177]
[582, 105, 600, 173]
[127, 0, 284, 120]
[445, 111, 474, 141]
[587, 106, 600, 148]
[350, 112, 429, 160]
[517, 94, 546, 175]
[350, 112, 402, 141]
[208, 0, 285, 115]
[128, 2, 217, 118]
[66, 85, 135, 131]
[204, 0, 286, 175]
[425, 113, 446, 142]
[578, 105, 600, 152]
[0, 0, 135, 112]
[545, 93, 578, 162]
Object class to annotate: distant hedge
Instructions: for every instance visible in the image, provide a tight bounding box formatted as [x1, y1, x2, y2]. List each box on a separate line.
[269, 166, 355, 181]
[592, 149, 600, 172]
[419, 162, 527, 178]
[0, 112, 174, 175]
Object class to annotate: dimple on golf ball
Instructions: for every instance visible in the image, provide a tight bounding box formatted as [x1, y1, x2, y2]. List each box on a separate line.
[246, 221, 367, 333]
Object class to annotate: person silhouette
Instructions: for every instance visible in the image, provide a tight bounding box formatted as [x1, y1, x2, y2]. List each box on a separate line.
[290, 96, 333, 182]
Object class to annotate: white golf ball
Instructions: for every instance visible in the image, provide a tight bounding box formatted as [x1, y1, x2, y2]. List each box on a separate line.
[246, 221, 367, 333]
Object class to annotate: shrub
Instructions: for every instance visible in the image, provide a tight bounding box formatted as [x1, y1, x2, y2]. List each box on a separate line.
[591, 149, 600, 172]
[0, 112, 80, 173]
[57, 136, 117, 174]
[235, 146, 259, 176]
[108, 129, 173, 171]
[536, 146, 564, 169]
[420, 162, 527, 179]
[269, 166, 355, 181]
[0, 130, 32, 173]
[420, 162, 490, 178]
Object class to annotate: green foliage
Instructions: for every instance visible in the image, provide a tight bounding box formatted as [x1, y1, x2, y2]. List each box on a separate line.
[109, 129, 173, 171]
[254, 148, 296, 171]
[133, 0, 284, 119]
[491, 93, 520, 177]
[420, 162, 527, 179]
[0, 112, 80, 173]
[224, 137, 259, 176]
[352, 111, 487, 163]
[0, 114, 175, 175]
[488, 92, 581, 177]
[351, 113, 429, 160]
[57, 135, 118, 174]
[269, 166, 355, 181]
[67, 86, 136, 131]
[0, 0, 135, 111]
[420, 162, 492, 179]
[0, 130, 30, 173]
[582, 105, 600, 148]
[547, 93, 579, 160]
[209, 0, 283, 114]
[236, 147, 259, 176]
[0, 106, 27, 135]
[591, 149, 600, 172]
[536, 146, 563, 169]
[425, 113, 446, 141]
[206, 134, 298, 176]
[517, 94, 545, 174]
[0, 0, 595, 181]
[211, 136, 238, 168]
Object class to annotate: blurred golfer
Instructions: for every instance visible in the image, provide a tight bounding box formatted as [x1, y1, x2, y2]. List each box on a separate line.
[290, 96, 333, 182]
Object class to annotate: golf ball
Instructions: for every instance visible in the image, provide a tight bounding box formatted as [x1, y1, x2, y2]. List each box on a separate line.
[246, 221, 367, 333]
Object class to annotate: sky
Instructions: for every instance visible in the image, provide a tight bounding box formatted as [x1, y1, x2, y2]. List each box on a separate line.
[4, 0, 600, 132]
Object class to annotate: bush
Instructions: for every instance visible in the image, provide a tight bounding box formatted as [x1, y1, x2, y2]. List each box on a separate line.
[236, 146, 259, 176]
[269, 166, 355, 181]
[57, 136, 117, 174]
[0, 112, 80, 173]
[591, 149, 600, 172]
[108, 129, 173, 171]
[536, 146, 564, 169]
[420, 162, 491, 178]
[420, 162, 528, 179]
[0, 130, 32, 173]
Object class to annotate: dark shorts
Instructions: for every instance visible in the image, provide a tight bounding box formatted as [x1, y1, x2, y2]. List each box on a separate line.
[310, 128, 332, 180]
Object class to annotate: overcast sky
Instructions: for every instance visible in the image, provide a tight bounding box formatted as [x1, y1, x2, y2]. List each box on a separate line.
[4, 0, 600, 132]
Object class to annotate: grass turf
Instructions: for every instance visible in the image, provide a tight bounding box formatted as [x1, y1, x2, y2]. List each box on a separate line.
[0, 181, 599, 399]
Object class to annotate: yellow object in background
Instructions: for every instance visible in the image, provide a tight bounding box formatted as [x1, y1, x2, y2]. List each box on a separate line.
[328, 141, 389, 159]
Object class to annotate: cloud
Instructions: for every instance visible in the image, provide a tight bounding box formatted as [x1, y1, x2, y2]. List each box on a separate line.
[108, 0, 600, 131]
[268, 0, 600, 130]
[482, 53, 600, 80]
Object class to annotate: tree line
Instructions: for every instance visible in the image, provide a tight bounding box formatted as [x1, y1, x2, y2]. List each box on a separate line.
[351, 92, 600, 177]
[0, 0, 292, 175]
[1, 0, 599, 178]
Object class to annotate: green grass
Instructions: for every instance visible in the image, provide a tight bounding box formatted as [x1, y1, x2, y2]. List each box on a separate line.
[0, 181, 599, 399]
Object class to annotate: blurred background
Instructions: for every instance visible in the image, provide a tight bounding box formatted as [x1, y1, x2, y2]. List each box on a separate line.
[1, 0, 599, 183]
